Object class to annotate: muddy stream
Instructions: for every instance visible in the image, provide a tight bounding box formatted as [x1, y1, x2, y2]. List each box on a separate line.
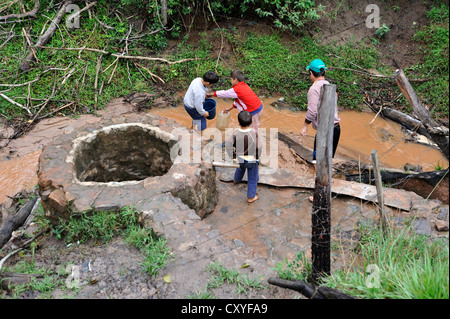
[0, 96, 448, 206]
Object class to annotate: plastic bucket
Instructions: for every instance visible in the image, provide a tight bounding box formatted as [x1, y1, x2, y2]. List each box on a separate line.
[204, 98, 217, 120]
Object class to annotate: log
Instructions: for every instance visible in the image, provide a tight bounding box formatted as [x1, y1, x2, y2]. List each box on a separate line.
[393, 68, 449, 160]
[0, 0, 40, 23]
[19, 1, 73, 72]
[345, 169, 448, 186]
[0, 272, 43, 291]
[0, 198, 38, 249]
[268, 277, 356, 299]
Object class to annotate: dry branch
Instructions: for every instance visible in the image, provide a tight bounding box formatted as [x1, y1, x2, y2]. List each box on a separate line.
[19, 1, 72, 72]
[0, 0, 40, 23]
[393, 67, 449, 160]
[268, 277, 356, 299]
[0, 198, 38, 249]
[34, 45, 200, 64]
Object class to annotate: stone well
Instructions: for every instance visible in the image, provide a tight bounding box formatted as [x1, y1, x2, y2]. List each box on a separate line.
[37, 113, 217, 222]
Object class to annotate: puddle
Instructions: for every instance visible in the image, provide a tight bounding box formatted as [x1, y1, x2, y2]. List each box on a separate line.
[0, 96, 447, 207]
[150, 96, 448, 170]
[0, 150, 41, 204]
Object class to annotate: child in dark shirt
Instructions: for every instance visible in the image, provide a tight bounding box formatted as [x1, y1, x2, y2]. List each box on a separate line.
[225, 111, 261, 203]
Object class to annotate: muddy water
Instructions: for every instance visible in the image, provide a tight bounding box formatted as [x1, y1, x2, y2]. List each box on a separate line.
[151, 96, 448, 170]
[0, 96, 447, 206]
[0, 150, 41, 204]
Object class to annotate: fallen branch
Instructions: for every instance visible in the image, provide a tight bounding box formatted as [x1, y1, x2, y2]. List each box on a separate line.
[0, 92, 32, 115]
[135, 62, 165, 83]
[0, 0, 40, 24]
[19, 1, 72, 72]
[35, 45, 200, 64]
[268, 277, 356, 299]
[393, 66, 449, 160]
[0, 198, 38, 249]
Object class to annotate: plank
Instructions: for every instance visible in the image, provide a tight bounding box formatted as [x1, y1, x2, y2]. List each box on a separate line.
[217, 167, 423, 211]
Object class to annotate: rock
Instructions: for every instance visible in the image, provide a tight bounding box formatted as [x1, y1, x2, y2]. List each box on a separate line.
[413, 218, 432, 236]
[435, 220, 449, 232]
[437, 206, 449, 221]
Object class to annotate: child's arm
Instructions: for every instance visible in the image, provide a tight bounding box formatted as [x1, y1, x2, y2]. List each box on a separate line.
[213, 88, 238, 99]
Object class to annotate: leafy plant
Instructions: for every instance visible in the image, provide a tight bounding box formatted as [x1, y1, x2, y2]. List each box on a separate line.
[375, 23, 390, 38]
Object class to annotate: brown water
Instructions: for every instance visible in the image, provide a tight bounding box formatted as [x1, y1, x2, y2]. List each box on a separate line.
[0, 97, 447, 206]
[151, 96, 448, 171]
[0, 150, 41, 204]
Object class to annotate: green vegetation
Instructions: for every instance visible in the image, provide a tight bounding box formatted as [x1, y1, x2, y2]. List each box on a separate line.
[1, 0, 448, 121]
[189, 261, 266, 298]
[49, 206, 171, 277]
[1, 205, 170, 298]
[275, 221, 449, 299]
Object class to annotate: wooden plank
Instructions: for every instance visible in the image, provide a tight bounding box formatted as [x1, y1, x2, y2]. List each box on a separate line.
[217, 167, 422, 211]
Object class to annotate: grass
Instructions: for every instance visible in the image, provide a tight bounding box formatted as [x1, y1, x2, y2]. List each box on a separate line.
[1, 1, 447, 121]
[188, 261, 266, 298]
[49, 206, 171, 277]
[273, 221, 449, 299]
[1, 205, 171, 298]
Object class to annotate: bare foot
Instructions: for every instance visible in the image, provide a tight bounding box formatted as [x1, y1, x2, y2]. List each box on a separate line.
[247, 195, 258, 203]
[309, 196, 313, 202]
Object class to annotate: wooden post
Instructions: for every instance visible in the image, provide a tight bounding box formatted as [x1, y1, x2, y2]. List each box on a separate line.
[393, 68, 449, 160]
[371, 149, 387, 232]
[311, 84, 336, 282]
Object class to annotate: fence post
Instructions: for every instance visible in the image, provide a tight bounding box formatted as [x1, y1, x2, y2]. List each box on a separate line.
[311, 84, 336, 282]
[371, 149, 387, 232]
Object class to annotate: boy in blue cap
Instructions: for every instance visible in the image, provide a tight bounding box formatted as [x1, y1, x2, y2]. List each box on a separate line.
[300, 59, 341, 163]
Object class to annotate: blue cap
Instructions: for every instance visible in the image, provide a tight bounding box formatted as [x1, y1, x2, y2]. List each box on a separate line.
[306, 59, 327, 72]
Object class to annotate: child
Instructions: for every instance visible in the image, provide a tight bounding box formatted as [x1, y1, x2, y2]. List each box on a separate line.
[207, 70, 263, 132]
[300, 59, 340, 163]
[300, 59, 340, 203]
[225, 111, 261, 203]
[184, 70, 219, 131]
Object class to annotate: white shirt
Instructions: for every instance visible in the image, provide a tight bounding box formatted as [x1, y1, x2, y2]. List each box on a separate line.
[183, 77, 208, 116]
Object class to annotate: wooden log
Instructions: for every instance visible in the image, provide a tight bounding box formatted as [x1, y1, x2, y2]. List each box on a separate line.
[0, 272, 43, 291]
[0, 0, 40, 23]
[345, 169, 448, 186]
[0, 198, 38, 249]
[268, 277, 356, 299]
[19, 1, 73, 72]
[311, 84, 336, 282]
[393, 68, 449, 160]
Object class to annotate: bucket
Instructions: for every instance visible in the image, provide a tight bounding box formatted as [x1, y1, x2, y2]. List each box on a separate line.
[204, 98, 217, 120]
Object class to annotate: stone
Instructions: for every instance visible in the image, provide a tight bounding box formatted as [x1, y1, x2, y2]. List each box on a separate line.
[435, 220, 449, 232]
[437, 206, 449, 221]
[413, 218, 432, 237]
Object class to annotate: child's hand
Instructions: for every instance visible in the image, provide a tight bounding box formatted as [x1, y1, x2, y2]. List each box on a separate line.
[203, 111, 209, 118]
[206, 92, 214, 98]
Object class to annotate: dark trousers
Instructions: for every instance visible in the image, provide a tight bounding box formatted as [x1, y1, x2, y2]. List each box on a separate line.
[234, 160, 259, 199]
[313, 124, 341, 160]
